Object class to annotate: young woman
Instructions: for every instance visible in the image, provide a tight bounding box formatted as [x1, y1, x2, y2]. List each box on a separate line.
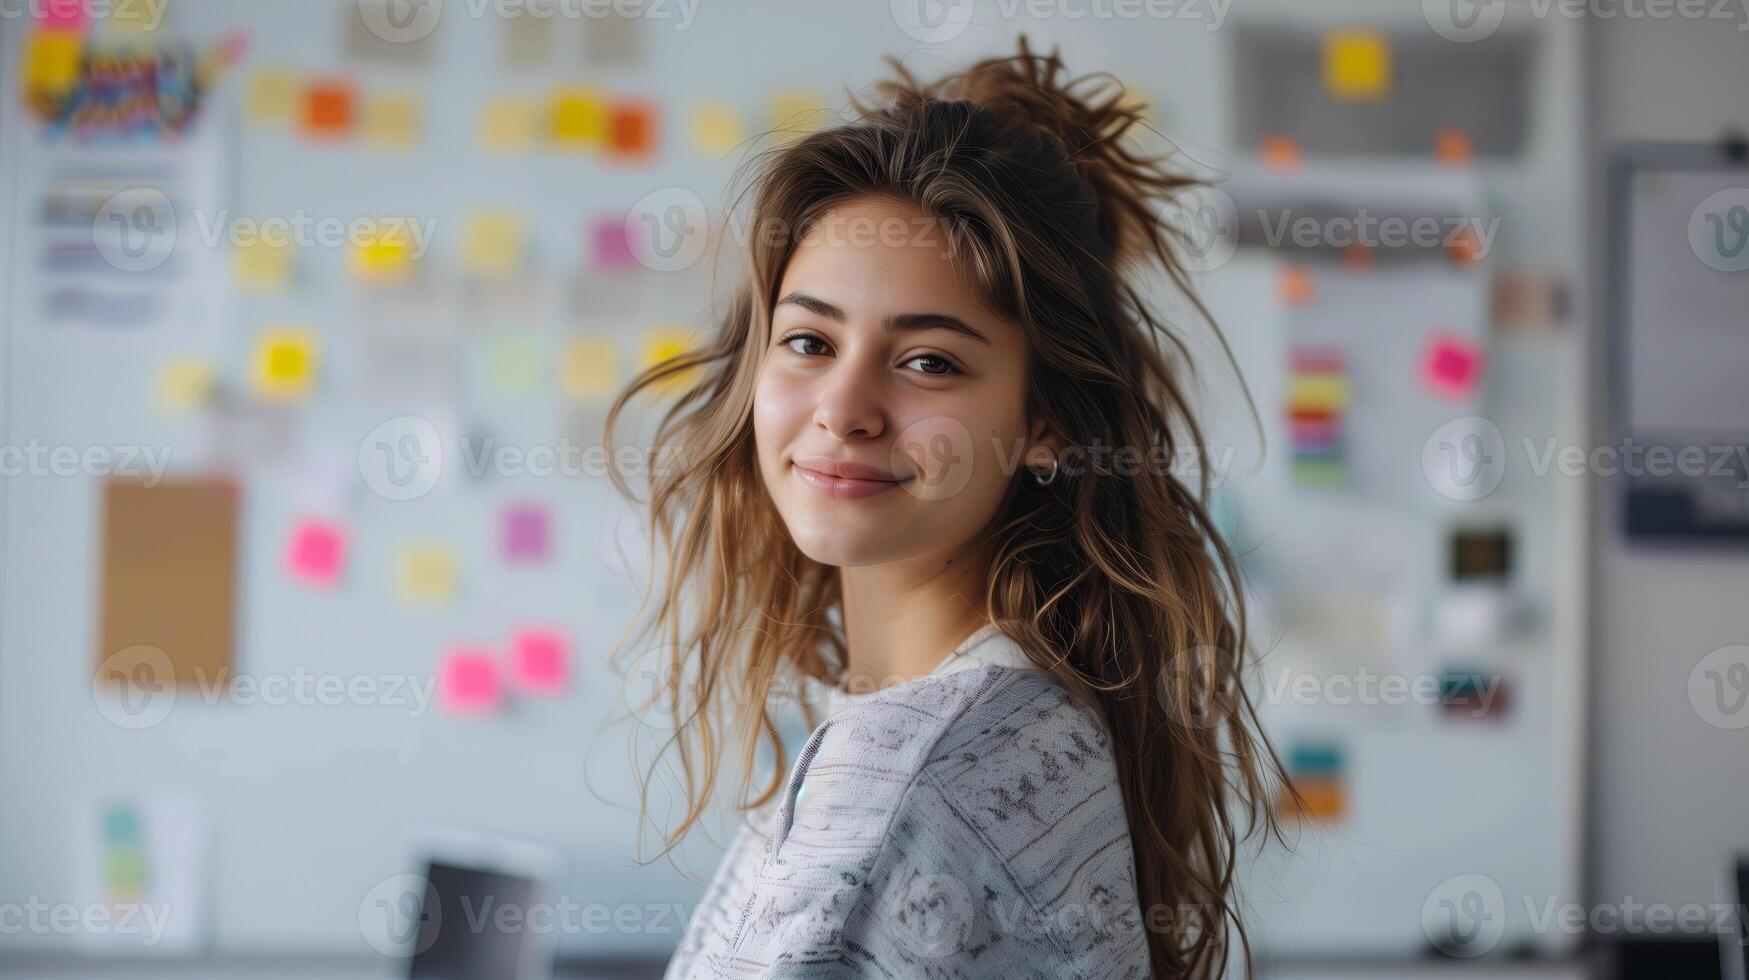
[606, 37, 1289, 980]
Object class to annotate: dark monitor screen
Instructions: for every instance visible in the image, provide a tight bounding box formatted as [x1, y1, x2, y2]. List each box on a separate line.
[407, 861, 541, 980]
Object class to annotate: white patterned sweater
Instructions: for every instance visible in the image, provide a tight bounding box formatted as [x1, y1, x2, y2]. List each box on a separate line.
[663, 623, 1151, 979]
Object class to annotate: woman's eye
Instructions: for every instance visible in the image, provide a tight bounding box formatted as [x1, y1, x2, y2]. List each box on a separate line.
[781, 332, 828, 356]
[905, 353, 958, 376]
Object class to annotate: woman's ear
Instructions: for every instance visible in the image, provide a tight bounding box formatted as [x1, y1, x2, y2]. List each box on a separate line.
[1025, 418, 1063, 469]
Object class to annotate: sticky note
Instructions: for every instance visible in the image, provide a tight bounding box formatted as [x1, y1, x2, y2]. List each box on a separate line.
[462, 212, 523, 278]
[591, 217, 636, 270]
[561, 336, 616, 398]
[246, 67, 300, 125]
[439, 649, 501, 713]
[1341, 243, 1373, 271]
[252, 327, 319, 401]
[641, 327, 696, 391]
[35, 0, 88, 29]
[487, 334, 541, 394]
[766, 90, 826, 134]
[689, 102, 742, 157]
[398, 543, 458, 603]
[607, 100, 657, 161]
[286, 519, 347, 587]
[24, 31, 83, 97]
[1277, 265, 1315, 307]
[502, 501, 550, 563]
[1323, 29, 1392, 102]
[108, 0, 158, 32]
[1434, 127, 1472, 164]
[302, 80, 354, 139]
[1259, 134, 1302, 172]
[510, 629, 569, 695]
[156, 357, 215, 414]
[350, 227, 412, 282]
[1287, 374, 1350, 413]
[503, 10, 553, 65]
[1420, 332, 1484, 400]
[233, 239, 291, 292]
[479, 98, 537, 152]
[549, 85, 609, 147]
[362, 92, 421, 149]
[1447, 226, 1482, 265]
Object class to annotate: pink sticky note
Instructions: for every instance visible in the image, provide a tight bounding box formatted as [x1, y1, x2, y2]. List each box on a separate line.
[1420, 332, 1484, 400]
[502, 502, 550, 564]
[36, 0, 88, 29]
[591, 217, 637, 270]
[440, 650, 502, 713]
[510, 629, 570, 694]
[286, 519, 346, 587]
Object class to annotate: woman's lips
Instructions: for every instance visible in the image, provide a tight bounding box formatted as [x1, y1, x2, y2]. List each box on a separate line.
[791, 458, 908, 499]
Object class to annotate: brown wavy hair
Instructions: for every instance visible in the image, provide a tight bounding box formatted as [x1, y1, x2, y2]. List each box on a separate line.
[603, 36, 1291, 979]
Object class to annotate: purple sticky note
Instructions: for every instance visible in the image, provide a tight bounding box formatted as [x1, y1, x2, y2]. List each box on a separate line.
[439, 649, 501, 713]
[286, 518, 346, 587]
[510, 629, 569, 695]
[591, 217, 637, 270]
[502, 502, 550, 564]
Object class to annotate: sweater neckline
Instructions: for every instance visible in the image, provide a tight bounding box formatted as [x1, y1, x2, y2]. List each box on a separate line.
[801, 623, 1034, 721]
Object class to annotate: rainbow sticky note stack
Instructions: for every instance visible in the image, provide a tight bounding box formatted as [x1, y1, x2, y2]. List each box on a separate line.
[1287, 348, 1349, 487]
[1279, 741, 1346, 822]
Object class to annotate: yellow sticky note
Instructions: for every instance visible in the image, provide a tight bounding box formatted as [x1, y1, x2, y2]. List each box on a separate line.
[156, 357, 215, 414]
[23, 31, 82, 97]
[252, 327, 319, 401]
[1323, 30, 1391, 102]
[362, 92, 421, 149]
[462, 211, 523, 278]
[639, 326, 697, 391]
[488, 334, 542, 394]
[110, 0, 162, 32]
[397, 543, 458, 604]
[245, 67, 300, 124]
[549, 85, 608, 148]
[350, 226, 412, 282]
[561, 336, 616, 398]
[479, 97, 536, 151]
[688, 102, 743, 157]
[1287, 373, 1350, 412]
[233, 239, 291, 293]
[766, 90, 826, 135]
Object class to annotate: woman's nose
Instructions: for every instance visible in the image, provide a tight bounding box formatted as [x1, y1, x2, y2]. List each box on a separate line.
[811, 357, 886, 441]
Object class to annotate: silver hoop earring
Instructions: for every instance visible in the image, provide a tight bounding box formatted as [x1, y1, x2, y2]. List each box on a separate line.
[1032, 455, 1059, 486]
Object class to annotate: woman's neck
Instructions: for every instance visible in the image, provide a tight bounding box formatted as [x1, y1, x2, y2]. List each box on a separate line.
[837, 545, 992, 694]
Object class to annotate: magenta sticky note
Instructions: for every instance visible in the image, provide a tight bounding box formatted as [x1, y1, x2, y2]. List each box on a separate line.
[286, 519, 346, 586]
[36, 0, 88, 29]
[510, 629, 569, 694]
[440, 650, 502, 713]
[1420, 332, 1484, 400]
[591, 217, 636, 270]
[502, 502, 550, 563]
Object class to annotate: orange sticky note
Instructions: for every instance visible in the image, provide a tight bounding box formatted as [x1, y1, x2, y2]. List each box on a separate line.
[1278, 266, 1315, 307]
[608, 100, 657, 161]
[1259, 134, 1302, 172]
[286, 519, 347, 587]
[1342, 243, 1373, 272]
[1447, 225, 1483, 265]
[302, 80, 354, 139]
[510, 629, 569, 695]
[1434, 127, 1472, 165]
[439, 650, 501, 713]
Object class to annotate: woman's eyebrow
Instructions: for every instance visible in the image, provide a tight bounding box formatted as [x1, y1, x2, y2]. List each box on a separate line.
[774, 291, 991, 346]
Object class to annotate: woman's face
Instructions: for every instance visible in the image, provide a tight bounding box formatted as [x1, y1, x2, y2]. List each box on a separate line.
[753, 195, 1054, 568]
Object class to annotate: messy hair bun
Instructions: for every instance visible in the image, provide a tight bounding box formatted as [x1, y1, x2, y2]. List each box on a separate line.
[849, 35, 1202, 274]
